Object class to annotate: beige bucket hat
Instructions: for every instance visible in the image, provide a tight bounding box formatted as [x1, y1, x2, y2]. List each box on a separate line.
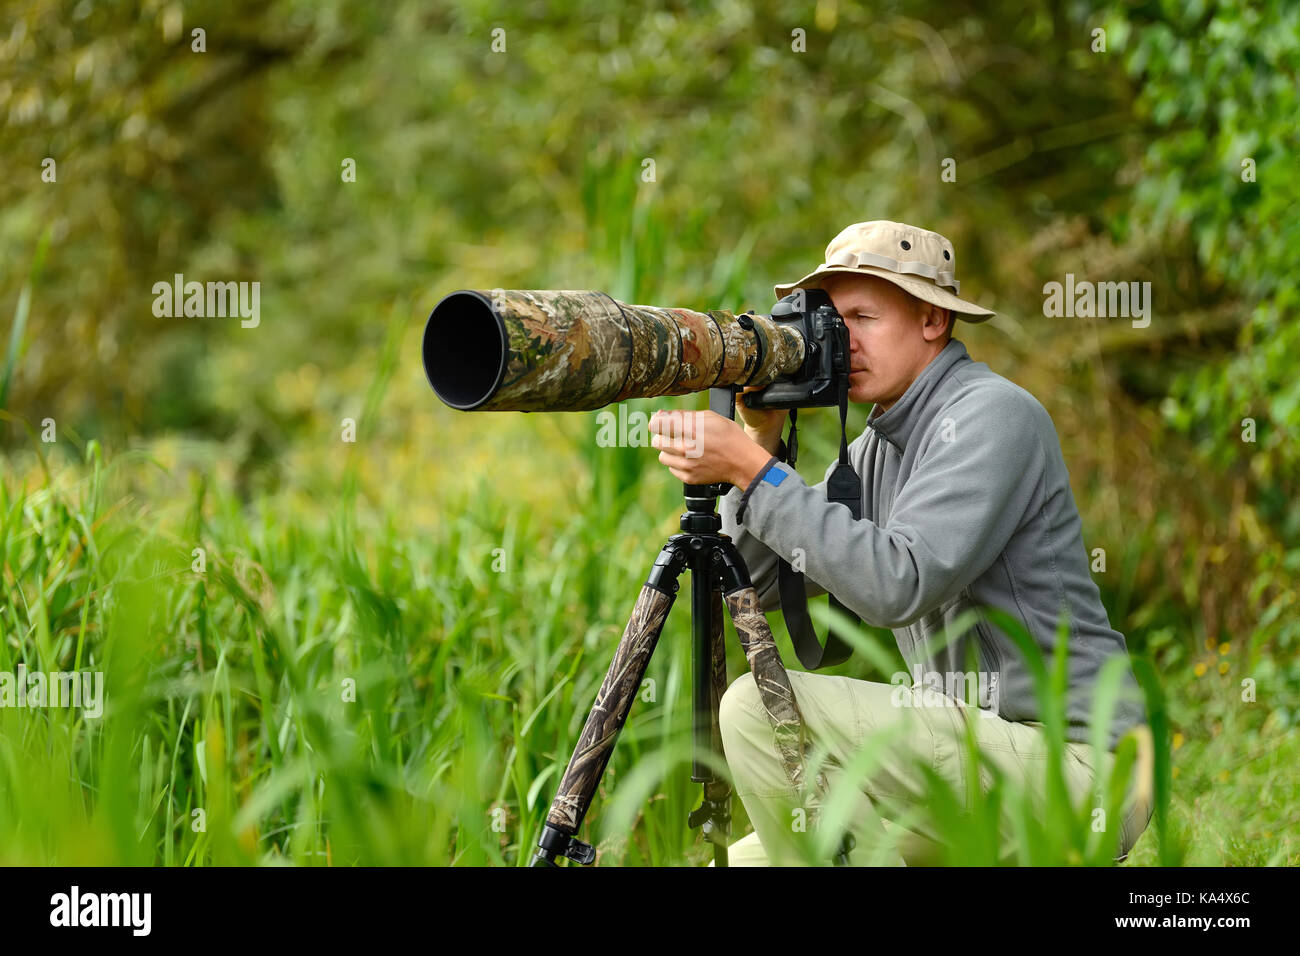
[774, 220, 995, 321]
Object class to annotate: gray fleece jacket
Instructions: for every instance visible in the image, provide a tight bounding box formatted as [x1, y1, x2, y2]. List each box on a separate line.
[720, 337, 1146, 751]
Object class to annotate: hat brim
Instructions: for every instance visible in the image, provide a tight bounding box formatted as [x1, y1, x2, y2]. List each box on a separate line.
[774, 265, 996, 322]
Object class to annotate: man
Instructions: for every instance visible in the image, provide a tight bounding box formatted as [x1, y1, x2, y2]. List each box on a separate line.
[648, 220, 1153, 866]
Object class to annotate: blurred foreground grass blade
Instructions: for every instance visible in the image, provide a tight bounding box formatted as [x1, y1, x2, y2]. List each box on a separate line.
[0, 228, 50, 412]
[1130, 656, 1183, 866]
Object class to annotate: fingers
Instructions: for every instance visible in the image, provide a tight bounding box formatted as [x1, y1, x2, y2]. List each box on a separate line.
[657, 450, 698, 483]
[651, 433, 699, 457]
[650, 409, 713, 460]
[648, 409, 695, 436]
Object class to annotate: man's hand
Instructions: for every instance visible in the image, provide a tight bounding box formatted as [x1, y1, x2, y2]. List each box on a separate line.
[649, 409, 779, 488]
[736, 385, 789, 456]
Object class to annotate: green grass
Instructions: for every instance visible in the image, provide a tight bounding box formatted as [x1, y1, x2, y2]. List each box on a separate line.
[0, 422, 1293, 866]
[0, 406, 717, 865]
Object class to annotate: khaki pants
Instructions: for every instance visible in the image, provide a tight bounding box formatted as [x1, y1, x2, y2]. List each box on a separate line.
[708, 670, 1153, 867]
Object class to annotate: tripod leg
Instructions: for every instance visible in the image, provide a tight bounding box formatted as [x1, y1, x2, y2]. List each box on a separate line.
[708, 585, 729, 767]
[723, 584, 856, 865]
[708, 585, 732, 865]
[688, 581, 732, 865]
[722, 586, 828, 801]
[532, 547, 685, 866]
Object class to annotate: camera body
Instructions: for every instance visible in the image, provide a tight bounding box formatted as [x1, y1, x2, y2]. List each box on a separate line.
[742, 289, 850, 410]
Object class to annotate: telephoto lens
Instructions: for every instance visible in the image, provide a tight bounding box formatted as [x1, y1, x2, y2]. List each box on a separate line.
[422, 289, 806, 412]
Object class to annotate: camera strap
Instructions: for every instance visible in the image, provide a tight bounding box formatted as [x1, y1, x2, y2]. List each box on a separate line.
[776, 375, 862, 669]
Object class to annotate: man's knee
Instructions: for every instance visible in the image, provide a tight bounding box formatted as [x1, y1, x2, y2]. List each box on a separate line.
[719, 672, 764, 745]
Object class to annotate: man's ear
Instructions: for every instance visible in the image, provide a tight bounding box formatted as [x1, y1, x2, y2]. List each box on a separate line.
[937, 307, 952, 340]
[919, 301, 951, 341]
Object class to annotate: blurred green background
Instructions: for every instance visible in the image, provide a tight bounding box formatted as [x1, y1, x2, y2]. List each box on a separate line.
[0, 0, 1295, 865]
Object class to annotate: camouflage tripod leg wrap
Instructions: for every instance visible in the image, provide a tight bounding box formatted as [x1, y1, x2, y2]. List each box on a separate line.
[536, 538, 841, 862]
[544, 584, 675, 832]
[723, 586, 834, 820]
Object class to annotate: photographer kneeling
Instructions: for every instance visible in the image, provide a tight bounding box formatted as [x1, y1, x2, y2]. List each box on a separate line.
[649, 220, 1153, 867]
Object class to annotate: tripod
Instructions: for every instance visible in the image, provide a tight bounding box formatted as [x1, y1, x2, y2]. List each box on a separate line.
[530, 474, 855, 867]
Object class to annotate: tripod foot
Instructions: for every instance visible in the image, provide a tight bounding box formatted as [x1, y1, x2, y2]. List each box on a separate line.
[532, 823, 598, 867]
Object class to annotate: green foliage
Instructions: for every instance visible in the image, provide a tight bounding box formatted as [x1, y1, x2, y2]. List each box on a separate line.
[0, 0, 1294, 865]
[1106, 0, 1300, 688]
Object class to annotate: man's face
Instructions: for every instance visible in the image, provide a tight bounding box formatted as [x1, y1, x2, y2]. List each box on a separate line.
[818, 274, 952, 410]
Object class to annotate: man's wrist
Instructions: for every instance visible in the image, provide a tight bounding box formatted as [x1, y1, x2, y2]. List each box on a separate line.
[732, 442, 781, 489]
[744, 426, 784, 457]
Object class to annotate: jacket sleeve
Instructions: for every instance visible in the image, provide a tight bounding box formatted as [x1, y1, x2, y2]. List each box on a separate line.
[725, 388, 1046, 628]
[719, 436, 865, 612]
